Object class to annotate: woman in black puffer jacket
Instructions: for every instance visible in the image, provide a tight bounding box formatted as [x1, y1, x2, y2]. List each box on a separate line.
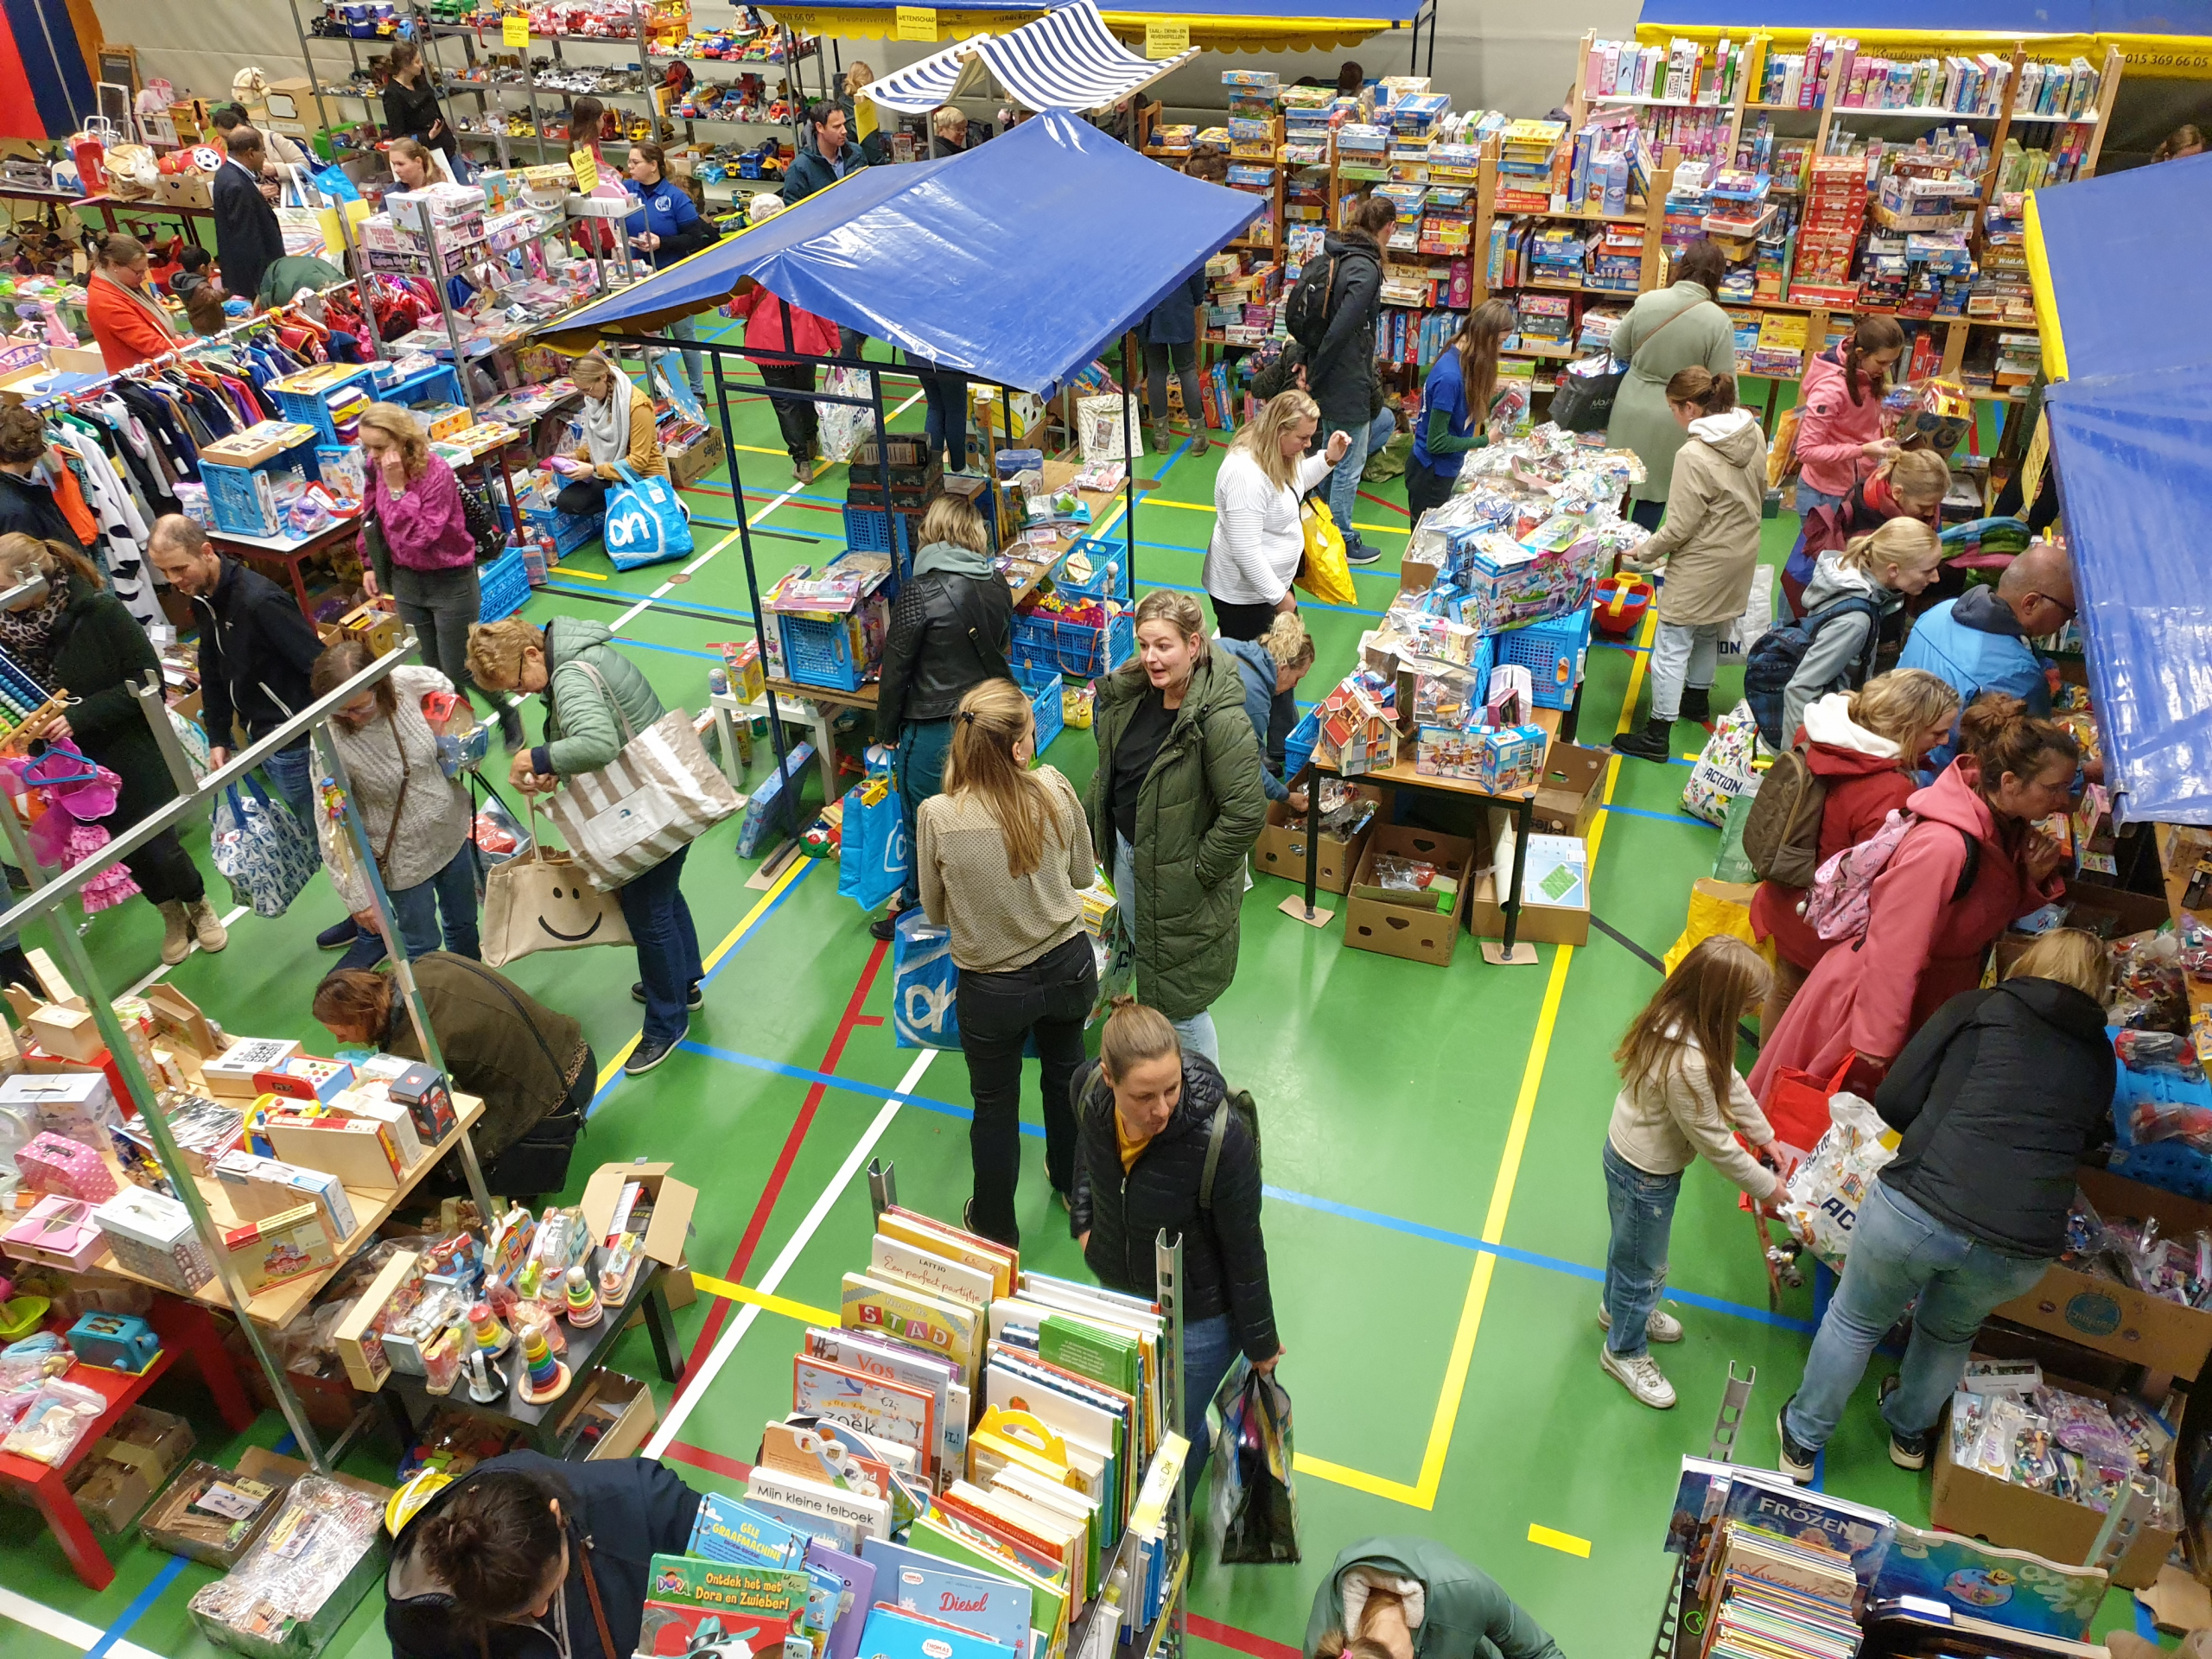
[1070, 996, 1280, 1486]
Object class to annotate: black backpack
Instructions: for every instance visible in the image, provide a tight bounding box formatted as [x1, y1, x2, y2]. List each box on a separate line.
[1283, 251, 1341, 353]
[1071, 1059, 1260, 1209]
[1742, 594, 1883, 749]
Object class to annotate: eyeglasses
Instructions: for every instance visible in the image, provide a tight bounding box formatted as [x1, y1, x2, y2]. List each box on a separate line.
[2036, 592, 2077, 624]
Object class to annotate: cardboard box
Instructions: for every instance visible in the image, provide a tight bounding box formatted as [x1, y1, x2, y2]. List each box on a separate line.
[221, 1204, 339, 1294]
[667, 425, 725, 489]
[1342, 823, 1474, 966]
[1930, 1372, 2178, 1589]
[1465, 823, 1592, 947]
[557, 1369, 658, 1459]
[1531, 743, 1610, 840]
[28, 1004, 105, 1064]
[580, 1161, 698, 1270]
[264, 1114, 406, 1190]
[157, 172, 213, 210]
[331, 1248, 420, 1391]
[1995, 877, 2171, 977]
[1252, 785, 1380, 893]
[1993, 1166, 2212, 1378]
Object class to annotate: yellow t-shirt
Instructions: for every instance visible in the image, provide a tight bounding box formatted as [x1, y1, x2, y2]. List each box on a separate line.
[1116, 1109, 1149, 1174]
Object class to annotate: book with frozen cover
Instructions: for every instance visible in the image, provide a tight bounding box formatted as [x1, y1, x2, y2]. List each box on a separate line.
[805, 1541, 879, 1659]
[1869, 1521, 2104, 1639]
[693, 1491, 810, 1567]
[1719, 1467, 1893, 1590]
[855, 1602, 1017, 1659]
[842, 1272, 984, 1387]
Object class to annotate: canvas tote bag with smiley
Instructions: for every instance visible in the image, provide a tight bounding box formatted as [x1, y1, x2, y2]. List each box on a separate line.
[481, 808, 633, 968]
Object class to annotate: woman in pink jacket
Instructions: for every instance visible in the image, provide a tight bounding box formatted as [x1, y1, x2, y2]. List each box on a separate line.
[1781, 316, 1905, 615]
[1749, 692, 2075, 1105]
[358, 403, 519, 747]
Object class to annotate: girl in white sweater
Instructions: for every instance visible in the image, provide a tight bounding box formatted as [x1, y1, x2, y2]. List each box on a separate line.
[1203, 390, 1350, 643]
[1602, 935, 1779, 1410]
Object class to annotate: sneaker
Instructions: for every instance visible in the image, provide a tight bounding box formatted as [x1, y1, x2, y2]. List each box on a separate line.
[1599, 1345, 1676, 1408]
[1777, 1399, 1819, 1483]
[1879, 1375, 1929, 1471]
[1598, 1302, 1684, 1344]
[316, 917, 359, 950]
[632, 982, 704, 1011]
[623, 1036, 678, 1077]
[1344, 537, 1383, 567]
[1680, 687, 1712, 722]
[1612, 717, 1674, 762]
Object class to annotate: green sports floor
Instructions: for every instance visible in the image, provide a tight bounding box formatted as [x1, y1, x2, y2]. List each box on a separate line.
[0, 339, 2164, 1656]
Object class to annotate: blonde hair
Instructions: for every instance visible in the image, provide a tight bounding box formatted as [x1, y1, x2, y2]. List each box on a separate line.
[1840, 518, 1940, 585]
[843, 62, 874, 97]
[931, 105, 966, 136]
[2008, 927, 2111, 1002]
[1615, 936, 1770, 1114]
[942, 679, 1057, 880]
[1884, 449, 1950, 511]
[0, 531, 100, 592]
[917, 493, 987, 556]
[357, 402, 430, 480]
[571, 350, 619, 399]
[1848, 669, 1959, 768]
[388, 137, 433, 178]
[1231, 390, 1320, 492]
[466, 616, 544, 691]
[1259, 610, 1314, 674]
[1116, 590, 1206, 694]
[1099, 994, 1179, 1083]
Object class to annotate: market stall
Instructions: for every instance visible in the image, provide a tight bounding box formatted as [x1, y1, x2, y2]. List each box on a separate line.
[775, 0, 1430, 54]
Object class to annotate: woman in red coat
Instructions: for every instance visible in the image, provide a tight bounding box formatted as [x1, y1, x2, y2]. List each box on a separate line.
[1749, 692, 2076, 1104]
[726, 195, 841, 482]
[86, 234, 184, 373]
[1751, 669, 1961, 1040]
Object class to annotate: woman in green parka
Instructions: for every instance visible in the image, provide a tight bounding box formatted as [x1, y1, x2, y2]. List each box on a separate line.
[1086, 589, 1267, 1071]
[0, 533, 228, 968]
[1305, 1536, 1563, 1659]
[1603, 237, 1737, 532]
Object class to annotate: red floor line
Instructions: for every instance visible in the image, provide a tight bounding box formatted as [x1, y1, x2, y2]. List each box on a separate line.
[1356, 488, 1412, 518]
[664, 1440, 755, 1481]
[1187, 1614, 1302, 1659]
[679, 940, 893, 1376]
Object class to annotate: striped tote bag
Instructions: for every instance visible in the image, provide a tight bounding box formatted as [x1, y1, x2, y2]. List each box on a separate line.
[543, 661, 739, 890]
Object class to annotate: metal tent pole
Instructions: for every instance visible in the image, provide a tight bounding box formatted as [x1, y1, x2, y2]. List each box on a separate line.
[1121, 384, 1138, 593]
[706, 339, 796, 836]
[866, 362, 901, 580]
[866, 1158, 897, 1223]
[1155, 1230, 1186, 1659]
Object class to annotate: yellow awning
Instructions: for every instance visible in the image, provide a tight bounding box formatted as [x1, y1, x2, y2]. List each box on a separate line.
[778, 3, 1407, 48]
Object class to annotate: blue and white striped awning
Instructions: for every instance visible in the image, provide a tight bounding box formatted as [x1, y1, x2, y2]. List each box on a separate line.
[862, 0, 1200, 115]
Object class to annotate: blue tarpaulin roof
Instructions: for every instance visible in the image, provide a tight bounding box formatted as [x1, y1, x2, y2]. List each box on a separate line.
[2030, 151, 2212, 384]
[540, 113, 1260, 397]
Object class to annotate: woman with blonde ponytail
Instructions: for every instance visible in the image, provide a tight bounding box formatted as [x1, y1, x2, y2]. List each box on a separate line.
[917, 678, 1096, 1246]
[1776, 518, 1944, 745]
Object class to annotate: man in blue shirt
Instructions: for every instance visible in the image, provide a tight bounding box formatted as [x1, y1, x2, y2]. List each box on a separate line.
[1898, 539, 2074, 777]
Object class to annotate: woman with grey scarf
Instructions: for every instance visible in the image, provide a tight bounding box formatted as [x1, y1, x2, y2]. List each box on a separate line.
[551, 352, 669, 516]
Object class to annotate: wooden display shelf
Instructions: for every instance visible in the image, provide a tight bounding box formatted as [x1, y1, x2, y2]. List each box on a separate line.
[86, 1093, 486, 1330]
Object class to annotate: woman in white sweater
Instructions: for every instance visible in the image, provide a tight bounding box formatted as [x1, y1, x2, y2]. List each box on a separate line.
[1203, 390, 1351, 641]
[312, 641, 481, 974]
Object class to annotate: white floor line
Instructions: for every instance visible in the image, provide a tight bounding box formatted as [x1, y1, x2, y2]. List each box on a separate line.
[122, 903, 251, 999]
[646, 1046, 937, 1456]
[0, 1584, 168, 1659]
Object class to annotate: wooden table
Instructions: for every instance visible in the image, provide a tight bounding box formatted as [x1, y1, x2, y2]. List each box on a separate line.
[208, 513, 364, 621]
[1303, 707, 1564, 961]
[70, 193, 219, 248]
[0, 1297, 255, 1589]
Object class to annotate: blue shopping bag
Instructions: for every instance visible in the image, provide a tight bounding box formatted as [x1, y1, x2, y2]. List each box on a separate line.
[836, 774, 910, 912]
[892, 909, 960, 1051]
[602, 461, 694, 569]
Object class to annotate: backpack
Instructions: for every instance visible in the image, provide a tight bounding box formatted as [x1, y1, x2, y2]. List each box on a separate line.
[1802, 808, 1982, 943]
[1283, 251, 1340, 353]
[1071, 1059, 1260, 1209]
[1739, 744, 1827, 887]
[1742, 593, 1883, 749]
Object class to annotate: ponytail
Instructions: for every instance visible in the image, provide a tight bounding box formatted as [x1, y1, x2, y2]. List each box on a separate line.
[1664, 365, 1737, 416]
[1841, 315, 1906, 406]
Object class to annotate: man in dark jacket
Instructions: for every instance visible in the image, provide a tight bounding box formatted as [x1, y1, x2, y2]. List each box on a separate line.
[386, 1450, 702, 1659]
[212, 127, 286, 311]
[1306, 196, 1398, 566]
[781, 100, 867, 206]
[1070, 1044, 1278, 1485]
[1777, 931, 2116, 1483]
[147, 513, 323, 828]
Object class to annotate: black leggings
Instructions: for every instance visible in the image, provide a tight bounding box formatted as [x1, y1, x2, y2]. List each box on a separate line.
[124, 826, 204, 906]
[1406, 454, 1455, 522]
[1145, 340, 1201, 427]
[1211, 596, 1278, 642]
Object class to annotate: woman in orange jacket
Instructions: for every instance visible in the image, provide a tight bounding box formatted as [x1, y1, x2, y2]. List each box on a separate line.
[86, 235, 184, 373]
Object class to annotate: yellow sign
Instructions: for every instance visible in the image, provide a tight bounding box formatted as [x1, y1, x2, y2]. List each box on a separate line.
[895, 5, 938, 40]
[1144, 20, 1189, 59]
[502, 13, 529, 46]
[571, 147, 599, 192]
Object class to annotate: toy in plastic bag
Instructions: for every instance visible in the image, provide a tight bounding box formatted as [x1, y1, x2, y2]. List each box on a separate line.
[2116, 1028, 2201, 1078]
[2107, 931, 2186, 1033]
[1776, 1092, 1896, 1270]
[2130, 1096, 2212, 1150]
[1681, 699, 1762, 826]
[817, 366, 876, 464]
[1209, 1357, 1299, 1565]
[1, 1375, 108, 1464]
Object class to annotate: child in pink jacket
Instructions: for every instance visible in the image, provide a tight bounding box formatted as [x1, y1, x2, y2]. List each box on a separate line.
[1782, 316, 1907, 613]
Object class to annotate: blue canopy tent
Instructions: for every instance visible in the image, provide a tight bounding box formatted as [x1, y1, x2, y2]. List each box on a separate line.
[2029, 151, 2212, 823]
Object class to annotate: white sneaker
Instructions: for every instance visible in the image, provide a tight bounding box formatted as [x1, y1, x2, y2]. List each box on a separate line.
[1598, 1302, 1684, 1344]
[1601, 1345, 1677, 1409]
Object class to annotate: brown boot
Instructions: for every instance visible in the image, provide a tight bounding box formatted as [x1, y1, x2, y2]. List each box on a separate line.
[156, 900, 191, 967]
[186, 897, 229, 953]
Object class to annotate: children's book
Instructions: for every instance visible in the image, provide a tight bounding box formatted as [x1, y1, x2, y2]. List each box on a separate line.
[842, 1272, 984, 1388]
[1869, 1522, 2104, 1639]
[647, 1555, 812, 1620]
[804, 1541, 879, 1659]
[805, 1326, 966, 1471]
[880, 1208, 1018, 1300]
[1718, 1465, 1893, 1590]
[747, 1466, 892, 1550]
[794, 1354, 936, 1471]
[881, 1557, 1033, 1649]
[637, 1600, 802, 1659]
[887, 1522, 1069, 1641]
[870, 1236, 996, 1311]
[855, 1602, 1017, 1659]
[692, 1491, 810, 1567]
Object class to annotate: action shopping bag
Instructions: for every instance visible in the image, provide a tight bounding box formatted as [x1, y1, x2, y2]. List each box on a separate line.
[540, 663, 738, 890]
[1209, 1358, 1300, 1565]
[1681, 698, 1762, 826]
[601, 462, 694, 570]
[836, 773, 910, 912]
[1777, 1092, 1897, 1270]
[480, 807, 632, 968]
[211, 774, 319, 918]
[1294, 498, 1357, 608]
[891, 908, 960, 1051]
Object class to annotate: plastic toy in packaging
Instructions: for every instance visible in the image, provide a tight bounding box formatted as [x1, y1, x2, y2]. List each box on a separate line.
[1, 1375, 108, 1464]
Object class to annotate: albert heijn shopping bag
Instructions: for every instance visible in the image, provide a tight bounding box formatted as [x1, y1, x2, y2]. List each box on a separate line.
[601, 462, 694, 570]
[892, 909, 959, 1051]
[836, 774, 909, 913]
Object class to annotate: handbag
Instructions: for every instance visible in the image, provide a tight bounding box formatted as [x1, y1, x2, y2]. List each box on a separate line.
[212, 773, 320, 918]
[540, 660, 738, 890]
[1760, 1053, 1857, 1171]
[480, 803, 634, 967]
[601, 461, 694, 570]
[1552, 297, 1708, 434]
[458, 480, 506, 563]
[1294, 496, 1357, 608]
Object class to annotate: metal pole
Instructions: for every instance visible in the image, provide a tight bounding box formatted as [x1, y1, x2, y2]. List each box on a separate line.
[132, 674, 200, 801]
[330, 187, 386, 364]
[866, 1157, 898, 1223]
[1121, 383, 1138, 594]
[867, 363, 899, 576]
[707, 343, 796, 836]
[1154, 1229, 1185, 1659]
[421, 215, 478, 416]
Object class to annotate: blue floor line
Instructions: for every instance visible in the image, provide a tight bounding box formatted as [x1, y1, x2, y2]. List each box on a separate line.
[619, 639, 725, 661]
[541, 582, 759, 622]
[87, 1556, 188, 1659]
[1598, 803, 1711, 829]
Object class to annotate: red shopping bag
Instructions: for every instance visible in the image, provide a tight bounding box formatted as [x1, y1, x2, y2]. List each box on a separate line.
[1737, 1054, 1854, 1214]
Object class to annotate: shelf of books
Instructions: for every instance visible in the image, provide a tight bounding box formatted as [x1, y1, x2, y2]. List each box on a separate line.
[635, 1192, 1192, 1659]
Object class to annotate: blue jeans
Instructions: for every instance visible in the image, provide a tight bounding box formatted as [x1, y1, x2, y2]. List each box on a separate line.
[1602, 1139, 1681, 1359]
[1181, 1312, 1238, 1493]
[615, 843, 703, 1046]
[667, 313, 705, 397]
[1325, 408, 1398, 551]
[258, 743, 319, 855]
[1784, 1180, 2053, 1452]
[335, 842, 482, 972]
[1110, 834, 1219, 1069]
[918, 366, 971, 471]
[893, 718, 953, 912]
[1781, 480, 1847, 619]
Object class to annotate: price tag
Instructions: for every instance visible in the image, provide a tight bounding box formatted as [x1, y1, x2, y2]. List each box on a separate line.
[1144, 20, 1189, 58]
[895, 5, 937, 40]
[502, 14, 529, 47]
[571, 147, 599, 192]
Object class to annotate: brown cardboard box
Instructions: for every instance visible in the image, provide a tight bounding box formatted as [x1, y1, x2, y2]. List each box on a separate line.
[1252, 785, 1381, 894]
[332, 1249, 420, 1391]
[1342, 823, 1474, 966]
[265, 1116, 405, 1190]
[1995, 878, 2171, 977]
[1930, 1372, 2179, 1589]
[557, 1370, 658, 1459]
[580, 1161, 699, 1270]
[1465, 823, 1592, 948]
[231, 1443, 393, 1507]
[220, 1204, 339, 1294]
[667, 426, 725, 489]
[1531, 744, 1611, 840]
[1993, 1166, 2212, 1378]
[156, 172, 213, 210]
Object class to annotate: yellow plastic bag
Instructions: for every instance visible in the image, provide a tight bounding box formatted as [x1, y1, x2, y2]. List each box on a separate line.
[1662, 877, 1761, 976]
[1295, 497, 1357, 607]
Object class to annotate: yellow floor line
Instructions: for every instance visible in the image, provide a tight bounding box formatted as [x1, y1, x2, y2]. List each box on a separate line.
[1529, 1523, 1592, 1558]
[691, 1270, 837, 1325]
[553, 566, 607, 582]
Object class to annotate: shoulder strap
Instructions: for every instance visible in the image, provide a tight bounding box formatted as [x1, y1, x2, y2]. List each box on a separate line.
[1198, 1101, 1230, 1211]
[576, 1539, 620, 1659]
[442, 953, 575, 1096]
[566, 657, 638, 745]
[377, 709, 414, 868]
[1952, 826, 1981, 904]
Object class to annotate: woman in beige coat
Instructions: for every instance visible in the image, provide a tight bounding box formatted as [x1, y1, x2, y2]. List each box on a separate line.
[1615, 366, 1766, 762]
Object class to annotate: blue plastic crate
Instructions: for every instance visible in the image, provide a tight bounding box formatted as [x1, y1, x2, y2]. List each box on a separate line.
[1491, 603, 1592, 710]
[1285, 705, 1320, 780]
[777, 613, 866, 692]
[523, 505, 603, 559]
[1011, 608, 1134, 680]
[200, 461, 280, 537]
[1053, 538, 1129, 602]
[273, 366, 378, 444]
[842, 502, 918, 560]
[477, 546, 530, 622]
[1015, 661, 1065, 752]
